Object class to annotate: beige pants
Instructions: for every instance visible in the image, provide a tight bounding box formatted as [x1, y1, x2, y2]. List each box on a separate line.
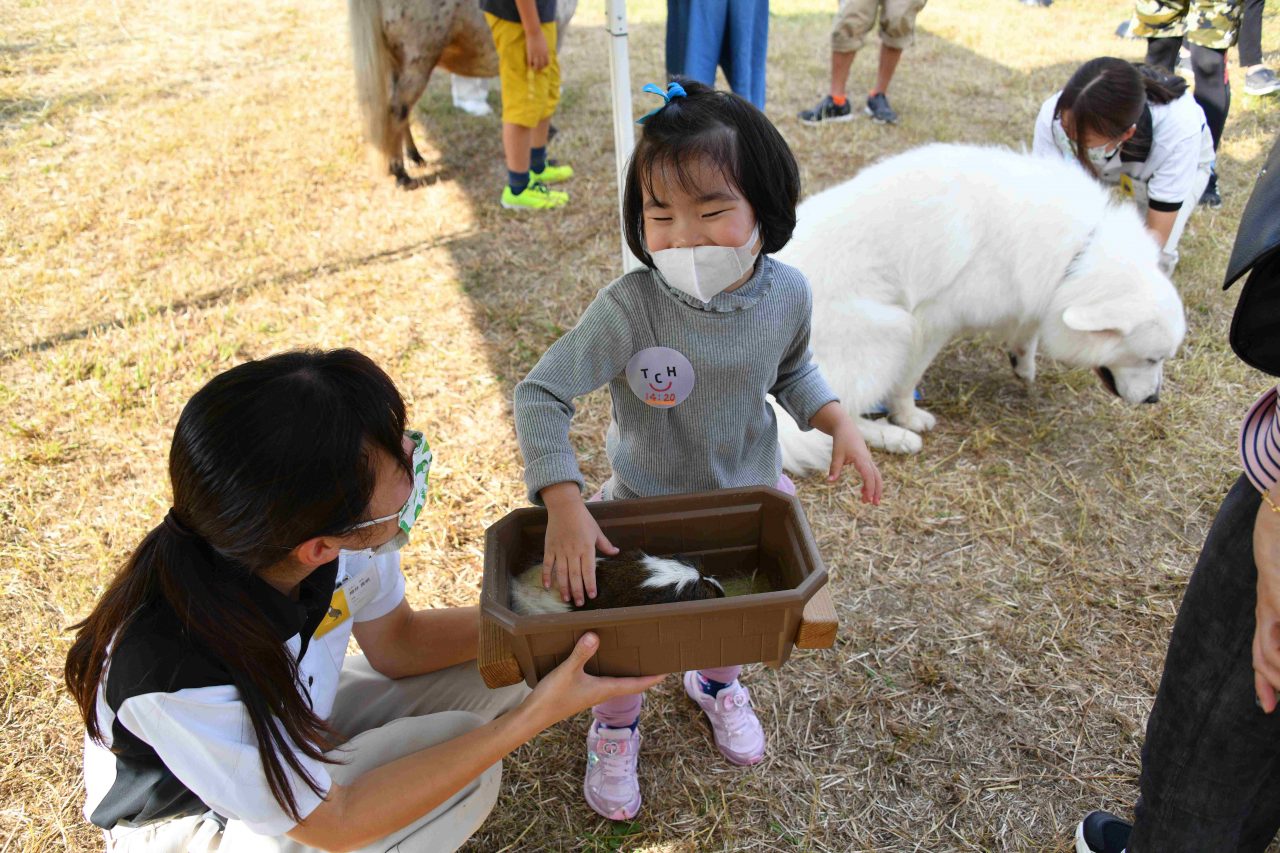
[831, 0, 928, 52]
[105, 657, 529, 853]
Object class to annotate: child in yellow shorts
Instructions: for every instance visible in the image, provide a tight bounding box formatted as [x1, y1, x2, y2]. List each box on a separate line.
[483, 0, 574, 210]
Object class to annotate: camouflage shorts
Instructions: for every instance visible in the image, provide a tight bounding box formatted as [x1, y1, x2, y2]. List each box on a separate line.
[1132, 0, 1241, 49]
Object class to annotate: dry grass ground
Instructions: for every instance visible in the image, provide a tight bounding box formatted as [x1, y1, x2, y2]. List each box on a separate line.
[2, 0, 1278, 849]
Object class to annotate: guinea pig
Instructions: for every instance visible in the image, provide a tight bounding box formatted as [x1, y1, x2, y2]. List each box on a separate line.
[509, 549, 725, 615]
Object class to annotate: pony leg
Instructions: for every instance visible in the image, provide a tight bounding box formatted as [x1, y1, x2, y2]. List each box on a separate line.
[403, 124, 426, 168]
[388, 66, 431, 188]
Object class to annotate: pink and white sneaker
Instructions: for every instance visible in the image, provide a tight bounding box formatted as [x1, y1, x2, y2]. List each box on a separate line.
[683, 671, 766, 765]
[584, 721, 642, 820]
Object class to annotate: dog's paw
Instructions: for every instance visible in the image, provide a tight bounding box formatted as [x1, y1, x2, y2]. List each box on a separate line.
[1008, 351, 1037, 384]
[890, 406, 936, 433]
[860, 420, 923, 454]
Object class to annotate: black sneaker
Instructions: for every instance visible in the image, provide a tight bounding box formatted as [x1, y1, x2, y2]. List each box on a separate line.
[1200, 177, 1222, 208]
[1244, 67, 1280, 96]
[865, 92, 899, 124]
[798, 95, 853, 125]
[1076, 811, 1132, 853]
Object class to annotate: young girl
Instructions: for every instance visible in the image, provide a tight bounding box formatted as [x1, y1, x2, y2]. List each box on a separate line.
[1032, 57, 1214, 275]
[66, 348, 660, 852]
[513, 80, 883, 821]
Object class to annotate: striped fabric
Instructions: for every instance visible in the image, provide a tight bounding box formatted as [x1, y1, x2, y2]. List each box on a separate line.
[514, 257, 837, 503]
[1241, 385, 1280, 494]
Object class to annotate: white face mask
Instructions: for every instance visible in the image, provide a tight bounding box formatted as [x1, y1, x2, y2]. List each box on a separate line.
[344, 430, 432, 557]
[650, 226, 760, 303]
[1086, 143, 1119, 167]
[1053, 120, 1119, 168]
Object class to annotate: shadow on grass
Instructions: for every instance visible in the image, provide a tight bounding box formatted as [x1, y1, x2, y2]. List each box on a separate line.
[0, 232, 474, 362]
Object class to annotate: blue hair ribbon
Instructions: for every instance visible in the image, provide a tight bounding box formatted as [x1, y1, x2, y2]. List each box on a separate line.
[636, 81, 688, 125]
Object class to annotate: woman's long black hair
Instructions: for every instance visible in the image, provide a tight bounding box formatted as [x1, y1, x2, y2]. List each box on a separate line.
[65, 348, 412, 821]
[622, 78, 801, 268]
[1055, 57, 1189, 176]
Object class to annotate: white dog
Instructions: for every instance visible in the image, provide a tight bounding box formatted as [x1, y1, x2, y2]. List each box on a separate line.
[774, 144, 1186, 468]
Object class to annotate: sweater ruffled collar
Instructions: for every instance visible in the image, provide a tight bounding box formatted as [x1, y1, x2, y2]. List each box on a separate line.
[653, 255, 775, 314]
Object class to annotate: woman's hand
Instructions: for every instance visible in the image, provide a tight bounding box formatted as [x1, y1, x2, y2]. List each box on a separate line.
[522, 633, 666, 729]
[540, 482, 618, 607]
[1253, 488, 1280, 711]
[292, 634, 662, 850]
[810, 401, 883, 505]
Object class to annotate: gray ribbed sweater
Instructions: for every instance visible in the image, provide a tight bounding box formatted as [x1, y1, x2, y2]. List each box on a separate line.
[513, 256, 837, 503]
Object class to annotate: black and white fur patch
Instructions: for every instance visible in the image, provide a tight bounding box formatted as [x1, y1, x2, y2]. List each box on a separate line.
[509, 550, 724, 615]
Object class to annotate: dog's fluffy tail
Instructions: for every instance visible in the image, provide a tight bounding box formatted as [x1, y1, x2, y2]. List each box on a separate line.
[772, 399, 835, 475]
[348, 0, 395, 169]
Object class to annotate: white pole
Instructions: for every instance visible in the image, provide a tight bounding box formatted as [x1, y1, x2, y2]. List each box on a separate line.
[605, 0, 643, 272]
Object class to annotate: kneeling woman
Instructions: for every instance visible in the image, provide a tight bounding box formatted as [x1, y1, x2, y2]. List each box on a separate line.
[1032, 56, 1214, 275]
[65, 349, 660, 852]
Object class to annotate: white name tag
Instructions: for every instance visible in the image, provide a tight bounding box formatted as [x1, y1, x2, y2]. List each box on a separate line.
[343, 563, 383, 615]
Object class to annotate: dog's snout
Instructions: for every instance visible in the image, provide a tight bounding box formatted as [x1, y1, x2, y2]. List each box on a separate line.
[1143, 392, 1160, 404]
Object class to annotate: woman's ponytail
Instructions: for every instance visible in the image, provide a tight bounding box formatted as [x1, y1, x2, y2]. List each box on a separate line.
[65, 348, 411, 822]
[1137, 62, 1189, 103]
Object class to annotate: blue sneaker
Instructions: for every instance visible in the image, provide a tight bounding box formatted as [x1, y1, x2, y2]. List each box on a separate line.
[864, 92, 899, 125]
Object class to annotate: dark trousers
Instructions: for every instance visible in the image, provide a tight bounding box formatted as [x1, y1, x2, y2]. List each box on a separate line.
[1130, 475, 1280, 852]
[1145, 37, 1231, 151]
[1239, 0, 1264, 68]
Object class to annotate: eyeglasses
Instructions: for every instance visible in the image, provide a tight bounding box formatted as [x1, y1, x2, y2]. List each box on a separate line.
[348, 430, 432, 533]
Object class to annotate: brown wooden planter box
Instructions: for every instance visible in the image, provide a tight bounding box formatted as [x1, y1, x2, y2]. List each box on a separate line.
[478, 486, 836, 688]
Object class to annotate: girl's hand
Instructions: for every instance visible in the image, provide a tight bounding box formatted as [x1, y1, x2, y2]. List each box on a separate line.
[810, 401, 883, 505]
[1253, 489, 1280, 712]
[524, 28, 550, 71]
[540, 482, 618, 607]
[523, 633, 666, 729]
[830, 421, 883, 505]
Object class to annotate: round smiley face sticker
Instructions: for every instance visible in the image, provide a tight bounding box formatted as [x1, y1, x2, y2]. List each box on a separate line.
[625, 346, 695, 408]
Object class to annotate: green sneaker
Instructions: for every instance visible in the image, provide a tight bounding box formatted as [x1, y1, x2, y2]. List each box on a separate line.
[501, 180, 568, 210]
[531, 161, 575, 184]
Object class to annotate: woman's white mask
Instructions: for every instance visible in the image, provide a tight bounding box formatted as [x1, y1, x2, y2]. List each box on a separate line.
[651, 226, 760, 303]
[344, 430, 431, 557]
[1053, 120, 1119, 168]
[1086, 143, 1120, 167]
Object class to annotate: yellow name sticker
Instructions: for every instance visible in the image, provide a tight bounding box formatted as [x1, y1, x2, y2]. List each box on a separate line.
[313, 588, 350, 640]
[313, 562, 382, 640]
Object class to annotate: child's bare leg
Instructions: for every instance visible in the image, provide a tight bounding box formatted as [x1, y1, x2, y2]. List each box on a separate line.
[532, 118, 551, 149]
[502, 122, 534, 173]
[873, 45, 903, 94]
[830, 50, 856, 100]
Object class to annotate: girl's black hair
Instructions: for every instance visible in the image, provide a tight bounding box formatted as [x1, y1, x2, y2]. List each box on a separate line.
[622, 78, 800, 268]
[1055, 57, 1189, 177]
[65, 348, 412, 822]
